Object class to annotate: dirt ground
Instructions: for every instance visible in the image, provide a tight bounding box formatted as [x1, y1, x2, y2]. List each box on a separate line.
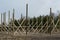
[0, 32, 60, 40]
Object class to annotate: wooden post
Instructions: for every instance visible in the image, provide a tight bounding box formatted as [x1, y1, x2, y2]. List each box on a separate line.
[1, 13, 2, 24]
[12, 9, 15, 32]
[3, 12, 6, 24]
[8, 11, 10, 23]
[26, 4, 28, 19]
[41, 16, 43, 26]
[4, 12, 6, 24]
[3, 13, 4, 24]
[21, 13, 22, 19]
[50, 8, 52, 16]
[47, 16, 48, 26]
[26, 4, 28, 35]
[13, 9, 15, 21]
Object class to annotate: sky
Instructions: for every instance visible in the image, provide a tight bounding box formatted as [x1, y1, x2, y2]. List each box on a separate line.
[0, 0, 60, 23]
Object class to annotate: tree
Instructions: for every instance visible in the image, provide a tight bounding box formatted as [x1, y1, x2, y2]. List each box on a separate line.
[14, 20, 19, 26]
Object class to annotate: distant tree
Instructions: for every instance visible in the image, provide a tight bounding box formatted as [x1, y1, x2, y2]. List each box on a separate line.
[43, 16, 48, 25]
[33, 17, 36, 25]
[37, 16, 41, 25]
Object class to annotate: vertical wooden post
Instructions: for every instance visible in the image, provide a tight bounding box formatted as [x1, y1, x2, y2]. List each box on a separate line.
[13, 9, 15, 21]
[8, 11, 10, 23]
[3, 12, 6, 24]
[1, 13, 2, 24]
[47, 16, 48, 26]
[41, 16, 43, 26]
[3, 13, 4, 24]
[50, 8, 52, 34]
[12, 9, 15, 32]
[26, 4, 28, 20]
[50, 8, 52, 16]
[8, 11, 10, 34]
[21, 13, 22, 19]
[26, 4, 28, 35]
[4, 12, 6, 24]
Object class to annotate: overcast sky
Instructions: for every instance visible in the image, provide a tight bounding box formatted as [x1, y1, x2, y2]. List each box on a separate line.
[0, 0, 60, 23]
